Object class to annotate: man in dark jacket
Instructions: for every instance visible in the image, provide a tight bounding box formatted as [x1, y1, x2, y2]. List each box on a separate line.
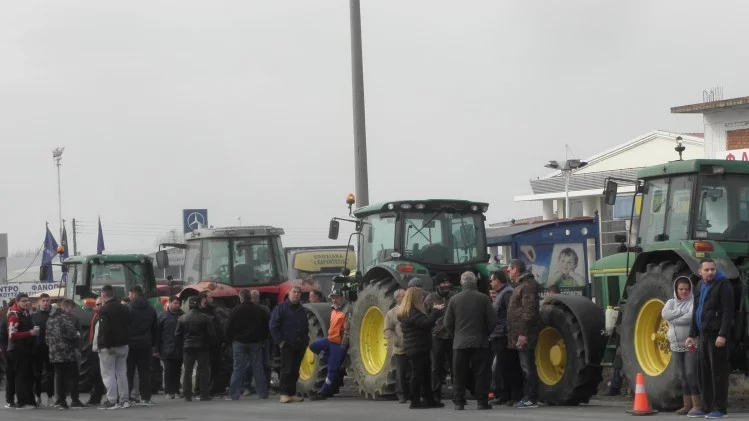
[176, 295, 215, 402]
[85, 297, 106, 405]
[125, 285, 157, 405]
[1, 299, 17, 408]
[423, 272, 456, 401]
[198, 290, 229, 397]
[444, 271, 498, 410]
[156, 296, 184, 399]
[227, 289, 271, 400]
[7, 293, 40, 409]
[46, 299, 85, 409]
[507, 259, 540, 409]
[269, 285, 309, 403]
[686, 258, 735, 419]
[97, 284, 132, 409]
[31, 293, 54, 407]
[488, 270, 523, 406]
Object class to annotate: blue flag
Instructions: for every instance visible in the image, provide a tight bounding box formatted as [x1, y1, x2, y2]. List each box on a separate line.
[42, 224, 59, 283]
[97, 216, 105, 254]
[60, 224, 70, 276]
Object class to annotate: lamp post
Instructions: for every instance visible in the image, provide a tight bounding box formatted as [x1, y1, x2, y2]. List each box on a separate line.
[52, 147, 65, 238]
[349, 0, 369, 208]
[545, 158, 588, 219]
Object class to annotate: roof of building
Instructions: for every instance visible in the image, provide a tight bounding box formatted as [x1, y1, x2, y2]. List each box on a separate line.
[671, 95, 749, 114]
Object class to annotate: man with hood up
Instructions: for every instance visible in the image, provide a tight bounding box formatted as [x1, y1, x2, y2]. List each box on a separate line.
[686, 258, 734, 419]
[423, 272, 456, 401]
[661, 276, 700, 416]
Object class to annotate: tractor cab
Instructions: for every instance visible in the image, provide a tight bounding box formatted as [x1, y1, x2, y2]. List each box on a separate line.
[157, 226, 288, 288]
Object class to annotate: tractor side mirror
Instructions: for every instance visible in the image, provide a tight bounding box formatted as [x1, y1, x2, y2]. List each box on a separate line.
[39, 266, 49, 282]
[603, 180, 618, 206]
[328, 220, 340, 240]
[155, 250, 170, 269]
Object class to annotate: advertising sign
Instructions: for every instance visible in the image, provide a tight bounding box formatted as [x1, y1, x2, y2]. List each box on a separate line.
[183, 209, 208, 233]
[0, 282, 63, 300]
[517, 242, 587, 295]
[716, 149, 749, 161]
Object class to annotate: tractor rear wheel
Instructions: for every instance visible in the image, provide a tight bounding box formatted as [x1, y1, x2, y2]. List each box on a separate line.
[536, 303, 602, 405]
[620, 261, 689, 410]
[77, 330, 94, 393]
[347, 278, 399, 400]
[297, 303, 332, 397]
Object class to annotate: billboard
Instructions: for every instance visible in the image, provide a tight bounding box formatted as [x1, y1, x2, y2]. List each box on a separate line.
[517, 242, 587, 295]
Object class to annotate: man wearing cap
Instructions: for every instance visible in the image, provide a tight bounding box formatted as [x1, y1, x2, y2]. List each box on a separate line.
[424, 272, 456, 401]
[308, 289, 348, 400]
[175, 295, 215, 402]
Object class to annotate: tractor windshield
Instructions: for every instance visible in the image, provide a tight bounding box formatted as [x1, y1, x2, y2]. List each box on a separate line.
[88, 262, 153, 300]
[184, 236, 286, 286]
[695, 174, 749, 241]
[403, 211, 485, 266]
[638, 175, 694, 247]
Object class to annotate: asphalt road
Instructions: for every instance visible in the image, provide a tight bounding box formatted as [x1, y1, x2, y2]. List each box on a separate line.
[2, 394, 746, 421]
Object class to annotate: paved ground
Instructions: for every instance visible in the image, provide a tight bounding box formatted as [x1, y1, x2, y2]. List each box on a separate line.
[2, 393, 747, 421]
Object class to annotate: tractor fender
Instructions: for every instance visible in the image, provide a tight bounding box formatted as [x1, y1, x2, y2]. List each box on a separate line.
[629, 250, 739, 281]
[363, 265, 433, 291]
[541, 294, 606, 366]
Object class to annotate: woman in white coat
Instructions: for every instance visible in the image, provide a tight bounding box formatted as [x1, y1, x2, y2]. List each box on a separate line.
[661, 276, 701, 416]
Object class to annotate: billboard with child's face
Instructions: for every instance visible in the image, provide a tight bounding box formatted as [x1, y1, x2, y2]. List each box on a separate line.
[517, 242, 587, 294]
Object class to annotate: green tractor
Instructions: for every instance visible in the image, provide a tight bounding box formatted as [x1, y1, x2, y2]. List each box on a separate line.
[39, 254, 167, 393]
[539, 158, 749, 409]
[296, 196, 502, 399]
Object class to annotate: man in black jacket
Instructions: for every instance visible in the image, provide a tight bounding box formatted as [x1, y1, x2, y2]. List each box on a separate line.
[423, 272, 456, 401]
[269, 285, 309, 403]
[198, 291, 229, 397]
[176, 295, 215, 402]
[156, 296, 184, 399]
[125, 286, 157, 405]
[686, 259, 734, 419]
[31, 293, 54, 407]
[96, 285, 131, 409]
[444, 271, 498, 411]
[226, 290, 270, 400]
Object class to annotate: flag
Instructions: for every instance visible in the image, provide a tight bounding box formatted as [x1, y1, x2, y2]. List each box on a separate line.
[41, 223, 59, 283]
[97, 216, 105, 254]
[60, 224, 70, 277]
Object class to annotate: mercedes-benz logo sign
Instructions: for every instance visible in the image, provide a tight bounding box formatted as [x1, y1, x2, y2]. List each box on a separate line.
[187, 212, 206, 230]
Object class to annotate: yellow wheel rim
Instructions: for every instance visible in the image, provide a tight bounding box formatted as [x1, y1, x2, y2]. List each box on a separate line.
[634, 298, 671, 376]
[536, 327, 567, 386]
[299, 335, 316, 381]
[360, 306, 386, 375]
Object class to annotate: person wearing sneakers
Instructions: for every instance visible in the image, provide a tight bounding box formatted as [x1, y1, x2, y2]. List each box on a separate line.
[686, 258, 734, 419]
[507, 259, 540, 409]
[308, 288, 348, 400]
[661, 276, 701, 416]
[269, 284, 309, 403]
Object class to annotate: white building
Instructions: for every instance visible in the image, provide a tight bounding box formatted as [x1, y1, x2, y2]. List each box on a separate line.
[671, 95, 749, 158]
[514, 130, 705, 256]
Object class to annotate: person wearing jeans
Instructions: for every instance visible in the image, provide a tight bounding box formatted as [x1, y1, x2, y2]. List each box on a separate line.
[226, 290, 270, 400]
[96, 285, 132, 409]
[507, 259, 540, 409]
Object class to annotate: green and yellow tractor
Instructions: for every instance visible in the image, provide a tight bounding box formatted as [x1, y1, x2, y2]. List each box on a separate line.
[536, 158, 749, 408]
[297, 195, 502, 399]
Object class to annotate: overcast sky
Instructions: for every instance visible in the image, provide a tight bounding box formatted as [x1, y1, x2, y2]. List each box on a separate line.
[2, 0, 748, 255]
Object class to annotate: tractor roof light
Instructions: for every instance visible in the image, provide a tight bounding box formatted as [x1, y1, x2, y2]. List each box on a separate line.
[387, 203, 395, 210]
[712, 166, 725, 175]
[693, 241, 713, 252]
[470, 205, 479, 211]
[400, 203, 412, 210]
[346, 193, 356, 206]
[414, 203, 426, 210]
[481, 204, 489, 212]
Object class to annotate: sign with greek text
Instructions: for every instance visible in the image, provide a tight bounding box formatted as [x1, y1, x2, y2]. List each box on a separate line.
[716, 149, 749, 161]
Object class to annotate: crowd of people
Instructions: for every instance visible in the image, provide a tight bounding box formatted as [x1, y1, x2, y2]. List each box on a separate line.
[0, 258, 737, 418]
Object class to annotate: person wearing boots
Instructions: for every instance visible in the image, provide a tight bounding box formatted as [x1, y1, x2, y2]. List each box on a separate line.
[423, 273, 456, 402]
[661, 276, 701, 416]
[398, 287, 445, 409]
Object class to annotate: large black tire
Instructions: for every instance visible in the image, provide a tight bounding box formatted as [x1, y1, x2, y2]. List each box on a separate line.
[77, 330, 94, 393]
[347, 278, 399, 400]
[297, 303, 332, 397]
[620, 261, 690, 410]
[536, 304, 603, 405]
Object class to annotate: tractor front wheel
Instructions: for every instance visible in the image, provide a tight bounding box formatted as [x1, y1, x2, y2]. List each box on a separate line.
[297, 303, 332, 397]
[347, 278, 399, 400]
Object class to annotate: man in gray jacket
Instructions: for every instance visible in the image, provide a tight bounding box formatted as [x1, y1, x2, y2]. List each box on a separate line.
[444, 271, 498, 411]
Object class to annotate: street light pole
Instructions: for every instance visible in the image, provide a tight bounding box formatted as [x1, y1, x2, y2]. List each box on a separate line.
[545, 157, 587, 220]
[52, 147, 65, 238]
[349, 0, 369, 208]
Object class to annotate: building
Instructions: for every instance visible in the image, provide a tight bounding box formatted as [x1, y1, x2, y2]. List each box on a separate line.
[671, 94, 749, 159]
[513, 130, 705, 257]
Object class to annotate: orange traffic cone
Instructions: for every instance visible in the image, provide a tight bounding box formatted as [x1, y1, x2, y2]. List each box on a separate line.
[626, 373, 658, 416]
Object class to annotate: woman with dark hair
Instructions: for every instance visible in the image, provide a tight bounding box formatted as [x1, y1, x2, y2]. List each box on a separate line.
[397, 287, 445, 409]
[662, 276, 701, 416]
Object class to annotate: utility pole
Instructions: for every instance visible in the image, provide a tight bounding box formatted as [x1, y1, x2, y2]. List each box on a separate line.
[52, 147, 65, 238]
[72, 218, 78, 256]
[349, 0, 369, 207]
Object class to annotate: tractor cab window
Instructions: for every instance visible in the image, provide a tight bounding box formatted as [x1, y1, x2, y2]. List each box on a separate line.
[184, 240, 201, 285]
[404, 211, 484, 265]
[360, 213, 397, 272]
[638, 178, 669, 246]
[664, 176, 694, 242]
[90, 262, 151, 300]
[201, 239, 231, 284]
[696, 174, 749, 241]
[65, 264, 84, 302]
[232, 237, 279, 286]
